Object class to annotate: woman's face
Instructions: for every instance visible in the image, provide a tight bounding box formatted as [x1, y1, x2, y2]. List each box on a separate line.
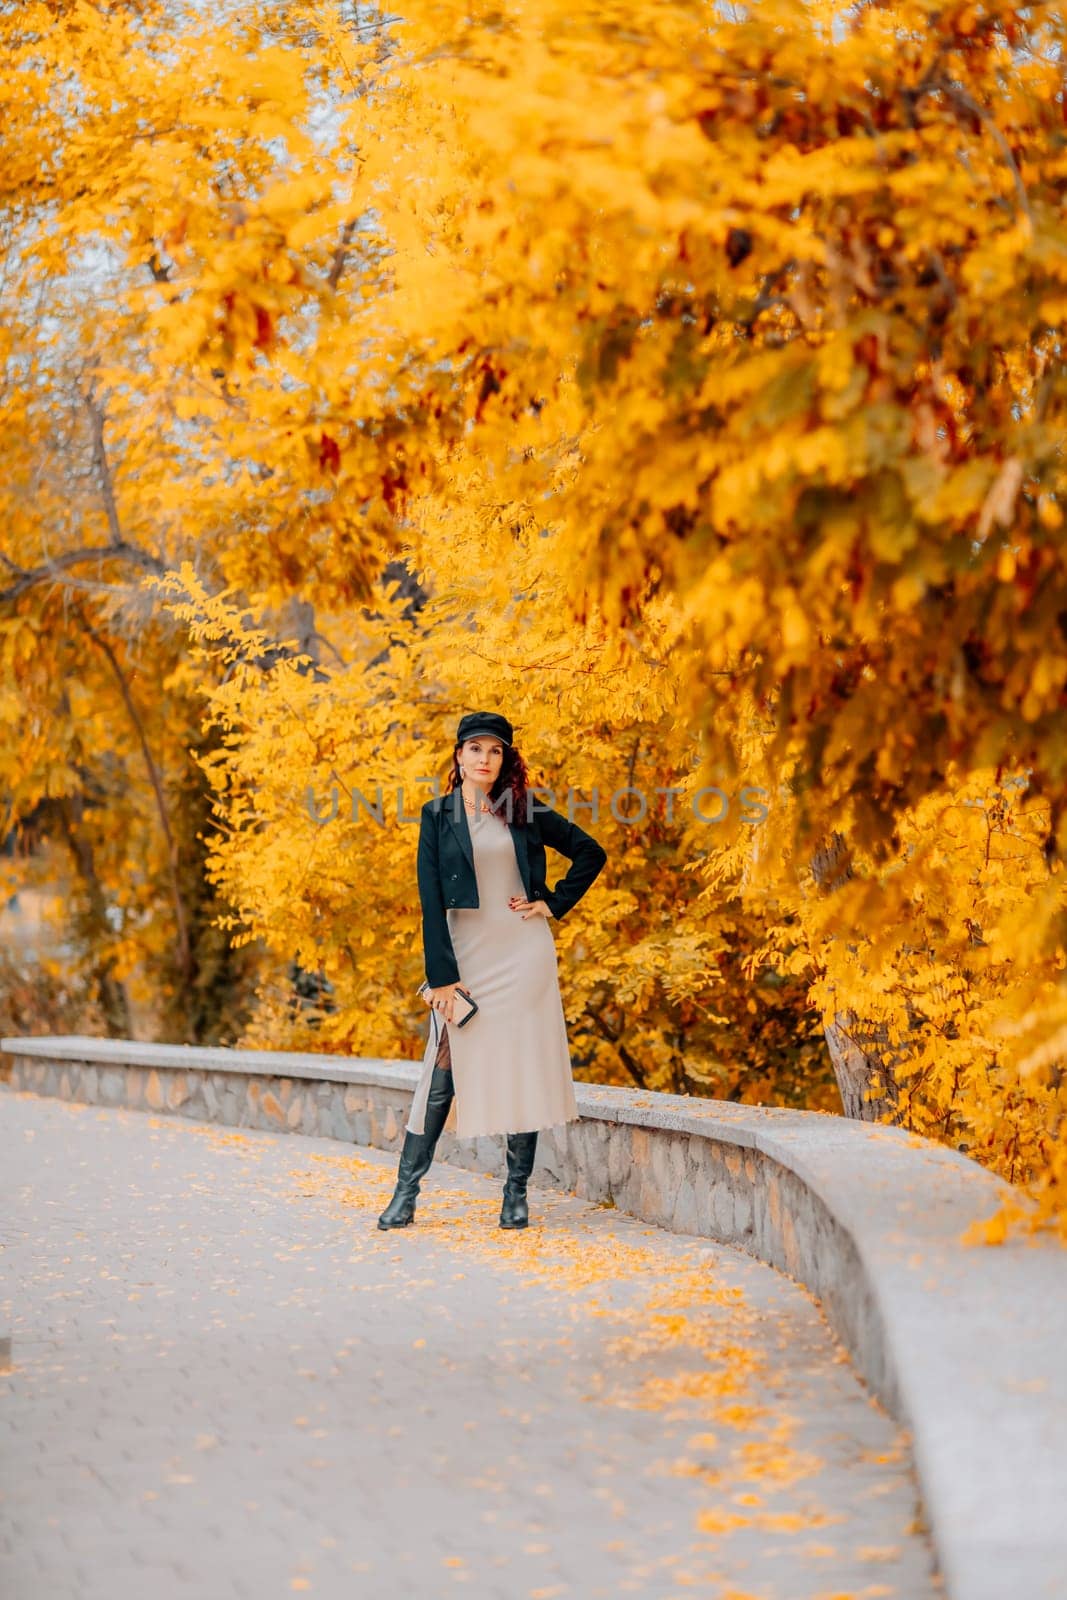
[459, 736, 505, 785]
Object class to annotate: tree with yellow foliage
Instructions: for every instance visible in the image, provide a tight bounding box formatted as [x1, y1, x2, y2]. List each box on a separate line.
[3, 0, 1067, 1232]
[358, 0, 1067, 1225]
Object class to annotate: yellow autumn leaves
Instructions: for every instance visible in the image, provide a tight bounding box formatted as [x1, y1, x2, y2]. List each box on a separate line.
[2, 0, 1067, 1229]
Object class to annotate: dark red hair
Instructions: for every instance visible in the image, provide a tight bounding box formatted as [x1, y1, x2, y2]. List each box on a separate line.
[445, 737, 533, 827]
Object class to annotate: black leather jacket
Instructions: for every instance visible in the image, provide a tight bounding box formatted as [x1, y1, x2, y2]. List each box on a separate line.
[417, 790, 608, 989]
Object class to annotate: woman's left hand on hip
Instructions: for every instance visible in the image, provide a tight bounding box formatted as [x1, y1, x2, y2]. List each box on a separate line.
[508, 896, 553, 920]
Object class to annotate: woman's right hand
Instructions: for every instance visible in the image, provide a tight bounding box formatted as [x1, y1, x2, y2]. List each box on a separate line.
[426, 982, 463, 1024]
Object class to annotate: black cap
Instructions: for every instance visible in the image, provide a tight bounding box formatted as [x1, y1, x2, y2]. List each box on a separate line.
[455, 711, 514, 747]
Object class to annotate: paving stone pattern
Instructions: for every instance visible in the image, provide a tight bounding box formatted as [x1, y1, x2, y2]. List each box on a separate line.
[0, 1090, 937, 1600]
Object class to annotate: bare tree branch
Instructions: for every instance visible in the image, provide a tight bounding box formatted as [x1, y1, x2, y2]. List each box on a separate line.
[0, 541, 165, 605]
[327, 218, 358, 289]
[75, 602, 194, 993]
[84, 389, 125, 546]
[927, 79, 1032, 221]
[583, 1003, 650, 1091]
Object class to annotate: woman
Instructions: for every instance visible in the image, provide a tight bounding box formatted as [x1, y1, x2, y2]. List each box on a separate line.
[377, 710, 607, 1232]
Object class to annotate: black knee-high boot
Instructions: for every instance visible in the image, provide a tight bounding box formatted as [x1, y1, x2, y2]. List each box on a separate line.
[377, 1056, 455, 1230]
[499, 1130, 539, 1229]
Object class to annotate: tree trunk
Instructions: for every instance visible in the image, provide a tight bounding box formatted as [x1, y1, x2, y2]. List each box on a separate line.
[810, 830, 903, 1123]
[821, 1010, 902, 1121]
[55, 793, 132, 1037]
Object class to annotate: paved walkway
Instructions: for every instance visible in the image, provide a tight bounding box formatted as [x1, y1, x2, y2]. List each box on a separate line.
[0, 1090, 937, 1600]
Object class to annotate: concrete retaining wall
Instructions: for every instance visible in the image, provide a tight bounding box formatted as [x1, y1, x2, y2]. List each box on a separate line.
[3, 1033, 1065, 1600]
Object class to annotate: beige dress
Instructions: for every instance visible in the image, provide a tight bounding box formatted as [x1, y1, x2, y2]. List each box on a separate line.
[406, 802, 580, 1140]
